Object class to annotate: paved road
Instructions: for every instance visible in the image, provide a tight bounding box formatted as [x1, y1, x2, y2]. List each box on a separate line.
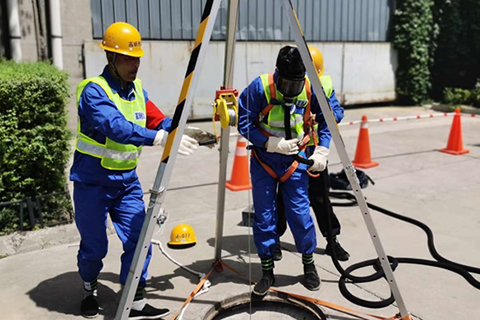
[1, 105, 479, 320]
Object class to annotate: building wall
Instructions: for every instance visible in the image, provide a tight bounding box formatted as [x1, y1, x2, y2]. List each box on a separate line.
[59, 0, 92, 131]
[17, 0, 39, 62]
[2, 1, 397, 132]
[90, 0, 394, 42]
[84, 40, 397, 119]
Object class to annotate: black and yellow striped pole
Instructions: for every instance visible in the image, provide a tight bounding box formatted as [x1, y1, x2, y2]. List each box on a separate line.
[115, 1, 222, 319]
[161, 0, 216, 163]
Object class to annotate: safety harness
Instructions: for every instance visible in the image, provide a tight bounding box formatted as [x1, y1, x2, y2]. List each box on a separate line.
[252, 73, 318, 183]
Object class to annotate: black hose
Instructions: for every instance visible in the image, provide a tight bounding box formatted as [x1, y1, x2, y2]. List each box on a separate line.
[293, 154, 314, 166]
[325, 187, 480, 308]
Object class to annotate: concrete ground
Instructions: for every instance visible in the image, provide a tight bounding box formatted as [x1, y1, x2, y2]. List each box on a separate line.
[0, 105, 479, 320]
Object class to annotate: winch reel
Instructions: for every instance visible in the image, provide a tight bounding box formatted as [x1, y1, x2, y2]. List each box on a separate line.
[212, 86, 239, 134]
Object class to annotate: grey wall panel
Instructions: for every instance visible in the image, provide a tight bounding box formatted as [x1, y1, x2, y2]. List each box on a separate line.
[149, 0, 161, 39]
[113, 0, 126, 22]
[125, 0, 138, 28]
[238, 0, 248, 40]
[101, 0, 115, 34]
[136, 0, 149, 38]
[247, 0, 257, 40]
[181, 0, 193, 39]
[160, 0, 172, 39]
[92, 0, 392, 42]
[265, 0, 274, 40]
[171, 0, 182, 39]
[91, 0, 103, 39]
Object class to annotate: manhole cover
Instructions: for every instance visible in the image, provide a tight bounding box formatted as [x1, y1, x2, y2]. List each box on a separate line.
[203, 291, 326, 320]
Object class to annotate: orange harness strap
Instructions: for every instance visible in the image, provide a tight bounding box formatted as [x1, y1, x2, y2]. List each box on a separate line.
[255, 74, 320, 181]
[258, 73, 278, 117]
[251, 135, 311, 183]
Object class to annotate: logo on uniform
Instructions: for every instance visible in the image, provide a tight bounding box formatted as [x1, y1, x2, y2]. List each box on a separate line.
[135, 112, 146, 121]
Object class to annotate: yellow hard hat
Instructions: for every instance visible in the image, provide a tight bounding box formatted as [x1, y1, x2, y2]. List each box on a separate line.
[168, 224, 197, 247]
[308, 46, 324, 76]
[100, 22, 145, 58]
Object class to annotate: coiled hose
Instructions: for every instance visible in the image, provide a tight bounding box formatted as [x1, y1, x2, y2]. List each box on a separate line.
[321, 172, 480, 308]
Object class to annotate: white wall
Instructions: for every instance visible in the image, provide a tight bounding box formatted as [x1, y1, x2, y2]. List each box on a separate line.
[84, 41, 397, 119]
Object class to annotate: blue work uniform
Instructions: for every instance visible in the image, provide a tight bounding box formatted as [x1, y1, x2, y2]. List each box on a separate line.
[277, 83, 344, 239]
[70, 66, 171, 287]
[238, 71, 332, 259]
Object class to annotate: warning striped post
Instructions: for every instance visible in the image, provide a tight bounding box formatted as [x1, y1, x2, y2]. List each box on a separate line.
[161, 0, 215, 163]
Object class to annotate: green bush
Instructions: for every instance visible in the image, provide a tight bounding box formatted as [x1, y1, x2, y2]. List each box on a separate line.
[443, 81, 480, 108]
[443, 87, 472, 105]
[393, 0, 438, 105]
[473, 85, 480, 108]
[0, 61, 73, 235]
[431, 0, 480, 99]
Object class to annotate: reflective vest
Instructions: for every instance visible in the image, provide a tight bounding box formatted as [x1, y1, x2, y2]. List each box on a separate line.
[258, 73, 311, 140]
[320, 75, 333, 99]
[75, 76, 146, 170]
[257, 73, 332, 146]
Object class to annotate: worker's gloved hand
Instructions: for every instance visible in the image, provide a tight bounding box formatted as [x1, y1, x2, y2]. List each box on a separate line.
[178, 135, 199, 156]
[153, 130, 198, 156]
[153, 130, 168, 147]
[266, 136, 299, 155]
[308, 146, 329, 172]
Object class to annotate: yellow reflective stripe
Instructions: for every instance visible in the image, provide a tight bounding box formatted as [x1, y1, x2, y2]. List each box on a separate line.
[76, 139, 142, 160]
[269, 114, 304, 128]
[258, 123, 300, 139]
[259, 74, 272, 103]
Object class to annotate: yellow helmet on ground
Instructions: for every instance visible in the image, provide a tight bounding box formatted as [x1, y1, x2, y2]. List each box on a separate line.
[308, 46, 324, 76]
[168, 224, 197, 247]
[100, 22, 145, 58]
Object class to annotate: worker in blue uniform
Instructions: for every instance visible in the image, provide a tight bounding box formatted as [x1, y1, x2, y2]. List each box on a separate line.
[70, 22, 198, 319]
[238, 45, 331, 296]
[275, 46, 350, 262]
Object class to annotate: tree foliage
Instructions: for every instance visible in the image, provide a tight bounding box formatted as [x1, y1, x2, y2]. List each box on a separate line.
[393, 0, 480, 104]
[393, 0, 437, 105]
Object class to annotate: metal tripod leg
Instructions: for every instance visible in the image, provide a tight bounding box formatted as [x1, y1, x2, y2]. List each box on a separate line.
[114, 1, 223, 319]
[214, 0, 240, 264]
[282, 0, 412, 318]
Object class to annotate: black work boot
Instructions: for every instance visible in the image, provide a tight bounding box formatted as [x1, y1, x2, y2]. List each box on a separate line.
[303, 263, 321, 291]
[253, 269, 275, 296]
[326, 238, 350, 261]
[273, 245, 283, 261]
[80, 294, 99, 319]
[129, 303, 170, 319]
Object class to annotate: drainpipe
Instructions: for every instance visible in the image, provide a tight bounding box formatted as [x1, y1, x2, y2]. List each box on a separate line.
[7, 0, 22, 62]
[48, 0, 63, 69]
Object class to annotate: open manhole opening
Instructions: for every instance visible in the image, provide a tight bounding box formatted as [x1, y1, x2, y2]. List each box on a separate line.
[203, 291, 326, 320]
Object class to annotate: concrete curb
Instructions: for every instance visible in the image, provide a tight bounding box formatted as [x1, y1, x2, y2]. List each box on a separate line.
[0, 221, 115, 257]
[431, 104, 480, 114]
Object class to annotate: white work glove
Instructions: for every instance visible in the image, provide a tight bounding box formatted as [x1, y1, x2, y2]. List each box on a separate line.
[153, 130, 199, 156]
[308, 146, 329, 172]
[266, 136, 299, 155]
[153, 130, 168, 146]
[178, 135, 199, 156]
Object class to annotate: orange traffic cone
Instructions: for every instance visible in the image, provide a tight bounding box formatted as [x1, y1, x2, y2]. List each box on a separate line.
[440, 108, 470, 155]
[226, 136, 252, 191]
[352, 115, 379, 169]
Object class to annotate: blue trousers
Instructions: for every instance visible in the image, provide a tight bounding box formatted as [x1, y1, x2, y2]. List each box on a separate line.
[74, 181, 152, 287]
[250, 153, 317, 259]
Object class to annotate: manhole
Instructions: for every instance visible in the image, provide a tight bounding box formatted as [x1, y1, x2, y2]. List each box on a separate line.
[203, 291, 326, 320]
